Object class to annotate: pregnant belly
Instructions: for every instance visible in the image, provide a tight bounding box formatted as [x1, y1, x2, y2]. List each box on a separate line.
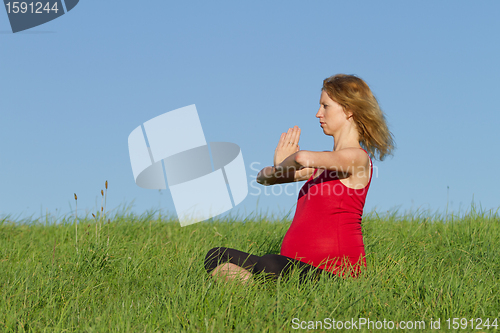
[280, 214, 366, 274]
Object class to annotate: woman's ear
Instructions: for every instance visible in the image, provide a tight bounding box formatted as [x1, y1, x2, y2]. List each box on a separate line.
[345, 109, 354, 120]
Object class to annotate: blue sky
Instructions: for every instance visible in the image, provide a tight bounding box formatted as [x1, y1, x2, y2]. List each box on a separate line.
[1, 1, 499, 222]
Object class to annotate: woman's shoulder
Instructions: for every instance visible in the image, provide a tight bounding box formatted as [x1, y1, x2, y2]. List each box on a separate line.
[335, 147, 370, 165]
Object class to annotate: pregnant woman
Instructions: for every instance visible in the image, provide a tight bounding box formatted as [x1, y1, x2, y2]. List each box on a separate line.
[204, 74, 394, 284]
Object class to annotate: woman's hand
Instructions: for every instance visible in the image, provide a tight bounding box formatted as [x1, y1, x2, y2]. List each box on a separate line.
[274, 126, 301, 167]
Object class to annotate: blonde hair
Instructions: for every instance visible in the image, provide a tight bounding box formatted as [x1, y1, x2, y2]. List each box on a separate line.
[322, 74, 395, 161]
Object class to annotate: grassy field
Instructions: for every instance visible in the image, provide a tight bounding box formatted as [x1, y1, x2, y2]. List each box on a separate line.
[0, 207, 499, 332]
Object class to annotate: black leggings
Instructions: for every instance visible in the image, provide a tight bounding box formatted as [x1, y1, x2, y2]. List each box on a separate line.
[204, 247, 333, 283]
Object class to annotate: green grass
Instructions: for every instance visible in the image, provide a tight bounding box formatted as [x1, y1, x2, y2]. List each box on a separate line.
[0, 208, 499, 332]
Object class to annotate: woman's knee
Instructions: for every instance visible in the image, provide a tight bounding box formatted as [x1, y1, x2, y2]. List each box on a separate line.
[204, 247, 229, 273]
[205, 247, 260, 275]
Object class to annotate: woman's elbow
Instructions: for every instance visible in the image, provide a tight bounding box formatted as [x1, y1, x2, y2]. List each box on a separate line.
[256, 167, 275, 186]
[256, 177, 271, 186]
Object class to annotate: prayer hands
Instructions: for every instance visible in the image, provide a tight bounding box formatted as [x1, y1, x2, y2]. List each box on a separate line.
[274, 126, 301, 167]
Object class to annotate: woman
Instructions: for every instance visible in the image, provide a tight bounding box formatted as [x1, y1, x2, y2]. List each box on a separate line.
[204, 74, 394, 284]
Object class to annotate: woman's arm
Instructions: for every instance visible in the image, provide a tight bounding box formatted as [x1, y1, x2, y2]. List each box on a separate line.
[257, 148, 369, 186]
[256, 153, 315, 186]
[295, 149, 369, 175]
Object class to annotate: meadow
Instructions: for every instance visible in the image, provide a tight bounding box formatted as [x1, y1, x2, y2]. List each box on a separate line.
[0, 206, 499, 332]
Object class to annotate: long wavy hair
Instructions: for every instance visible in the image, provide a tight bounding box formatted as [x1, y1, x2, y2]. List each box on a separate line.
[322, 74, 395, 161]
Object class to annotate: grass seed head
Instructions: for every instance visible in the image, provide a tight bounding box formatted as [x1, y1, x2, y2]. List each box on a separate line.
[101, 190, 104, 196]
[74, 193, 77, 201]
[105, 180, 108, 189]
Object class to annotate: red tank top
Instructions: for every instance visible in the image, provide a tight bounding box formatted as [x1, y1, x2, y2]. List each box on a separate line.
[280, 149, 372, 277]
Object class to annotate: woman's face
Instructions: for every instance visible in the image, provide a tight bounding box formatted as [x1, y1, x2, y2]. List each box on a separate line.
[316, 90, 351, 136]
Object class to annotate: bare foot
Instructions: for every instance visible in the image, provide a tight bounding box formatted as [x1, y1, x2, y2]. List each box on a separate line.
[211, 263, 254, 285]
